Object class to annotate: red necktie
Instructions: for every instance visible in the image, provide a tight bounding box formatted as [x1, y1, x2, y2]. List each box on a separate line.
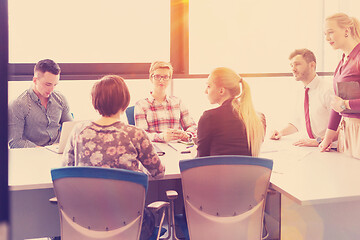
[304, 88, 315, 139]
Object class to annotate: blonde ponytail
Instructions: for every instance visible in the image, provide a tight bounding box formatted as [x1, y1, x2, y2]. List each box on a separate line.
[210, 67, 265, 156]
[232, 80, 264, 156]
[351, 17, 360, 41]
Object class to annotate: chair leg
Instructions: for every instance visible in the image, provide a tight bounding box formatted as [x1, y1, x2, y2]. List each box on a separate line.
[160, 205, 172, 240]
[169, 198, 181, 240]
[156, 207, 167, 240]
[147, 201, 171, 240]
[164, 190, 182, 240]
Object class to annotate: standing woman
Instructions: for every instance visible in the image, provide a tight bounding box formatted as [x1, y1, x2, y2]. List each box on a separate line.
[320, 13, 360, 159]
[197, 67, 265, 157]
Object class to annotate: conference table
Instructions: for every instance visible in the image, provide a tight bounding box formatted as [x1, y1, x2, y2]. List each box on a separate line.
[9, 137, 360, 240]
[260, 137, 360, 240]
[8, 142, 193, 240]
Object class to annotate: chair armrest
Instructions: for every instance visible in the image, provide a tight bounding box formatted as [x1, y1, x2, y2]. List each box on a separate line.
[147, 201, 170, 211]
[166, 190, 178, 200]
[49, 197, 58, 204]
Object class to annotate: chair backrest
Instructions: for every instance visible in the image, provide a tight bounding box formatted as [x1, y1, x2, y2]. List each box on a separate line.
[51, 167, 148, 240]
[126, 106, 135, 125]
[179, 155, 273, 240]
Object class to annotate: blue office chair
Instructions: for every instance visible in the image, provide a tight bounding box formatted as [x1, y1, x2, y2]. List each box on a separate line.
[51, 167, 169, 240]
[126, 106, 135, 125]
[178, 155, 273, 240]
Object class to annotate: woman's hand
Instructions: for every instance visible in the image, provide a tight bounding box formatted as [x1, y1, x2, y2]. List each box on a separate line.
[331, 96, 347, 113]
[164, 129, 178, 142]
[178, 130, 190, 141]
[319, 138, 332, 152]
[319, 129, 337, 152]
[164, 129, 189, 142]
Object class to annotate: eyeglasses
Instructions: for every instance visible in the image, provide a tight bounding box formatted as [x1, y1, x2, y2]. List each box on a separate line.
[152, 74, 171, 81]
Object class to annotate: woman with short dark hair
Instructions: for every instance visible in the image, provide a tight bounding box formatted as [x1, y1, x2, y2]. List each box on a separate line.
[63, 74, 165, 177]
[63, 75, 165, 239]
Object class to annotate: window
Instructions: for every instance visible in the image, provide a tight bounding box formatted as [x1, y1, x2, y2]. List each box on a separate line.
[8, 0, 360, 77]
[189, 0, 325, 74]
[8, 0, 170, 63]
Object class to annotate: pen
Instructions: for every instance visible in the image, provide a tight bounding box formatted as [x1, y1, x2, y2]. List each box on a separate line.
[167, 143, 178, 151]
[181, 150, 191, 154]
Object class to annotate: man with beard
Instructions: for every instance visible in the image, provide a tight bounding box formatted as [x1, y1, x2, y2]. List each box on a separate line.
[270, 49, 334, 147]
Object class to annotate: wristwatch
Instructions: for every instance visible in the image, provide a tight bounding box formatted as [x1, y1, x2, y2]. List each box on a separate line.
[340, 102, 347, 111]
[316, 137, 322, 145]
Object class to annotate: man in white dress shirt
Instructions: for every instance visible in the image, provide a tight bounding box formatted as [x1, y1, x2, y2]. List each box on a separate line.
[270, 49, 334, 147]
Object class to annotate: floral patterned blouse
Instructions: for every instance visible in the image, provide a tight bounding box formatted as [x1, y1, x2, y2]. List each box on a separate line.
[62, 121, 165, 179]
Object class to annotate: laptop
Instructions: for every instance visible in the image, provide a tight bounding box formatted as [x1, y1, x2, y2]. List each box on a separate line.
[45, 121, 79, 154]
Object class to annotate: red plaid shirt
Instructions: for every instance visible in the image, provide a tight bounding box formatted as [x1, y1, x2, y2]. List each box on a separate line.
[135, 93, 197, 142]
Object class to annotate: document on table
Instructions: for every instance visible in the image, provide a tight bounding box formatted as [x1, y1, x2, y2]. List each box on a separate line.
[261, 141, 317, 174]
[260, 138, 293, 154]
[167, 141, 195, 154]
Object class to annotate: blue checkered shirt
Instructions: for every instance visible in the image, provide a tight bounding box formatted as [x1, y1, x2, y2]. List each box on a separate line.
[8, 87, 73, 148]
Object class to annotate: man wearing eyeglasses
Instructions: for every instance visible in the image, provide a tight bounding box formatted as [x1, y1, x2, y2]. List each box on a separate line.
[134, 61, 197, 142]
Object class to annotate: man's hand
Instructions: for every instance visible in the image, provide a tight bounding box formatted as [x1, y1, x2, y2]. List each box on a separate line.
[270, 130, 282, 140]
[293, 138, 318, 147]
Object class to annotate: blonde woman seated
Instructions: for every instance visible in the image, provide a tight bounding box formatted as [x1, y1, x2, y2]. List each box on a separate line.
[135, 61, 197, 142]
[197, 67, 265, 157]
[63, 75, 165, 178]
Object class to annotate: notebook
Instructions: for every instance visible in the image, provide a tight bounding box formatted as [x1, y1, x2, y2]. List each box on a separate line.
[337, 81, 360, 113]
[45, 121, 79, 154]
